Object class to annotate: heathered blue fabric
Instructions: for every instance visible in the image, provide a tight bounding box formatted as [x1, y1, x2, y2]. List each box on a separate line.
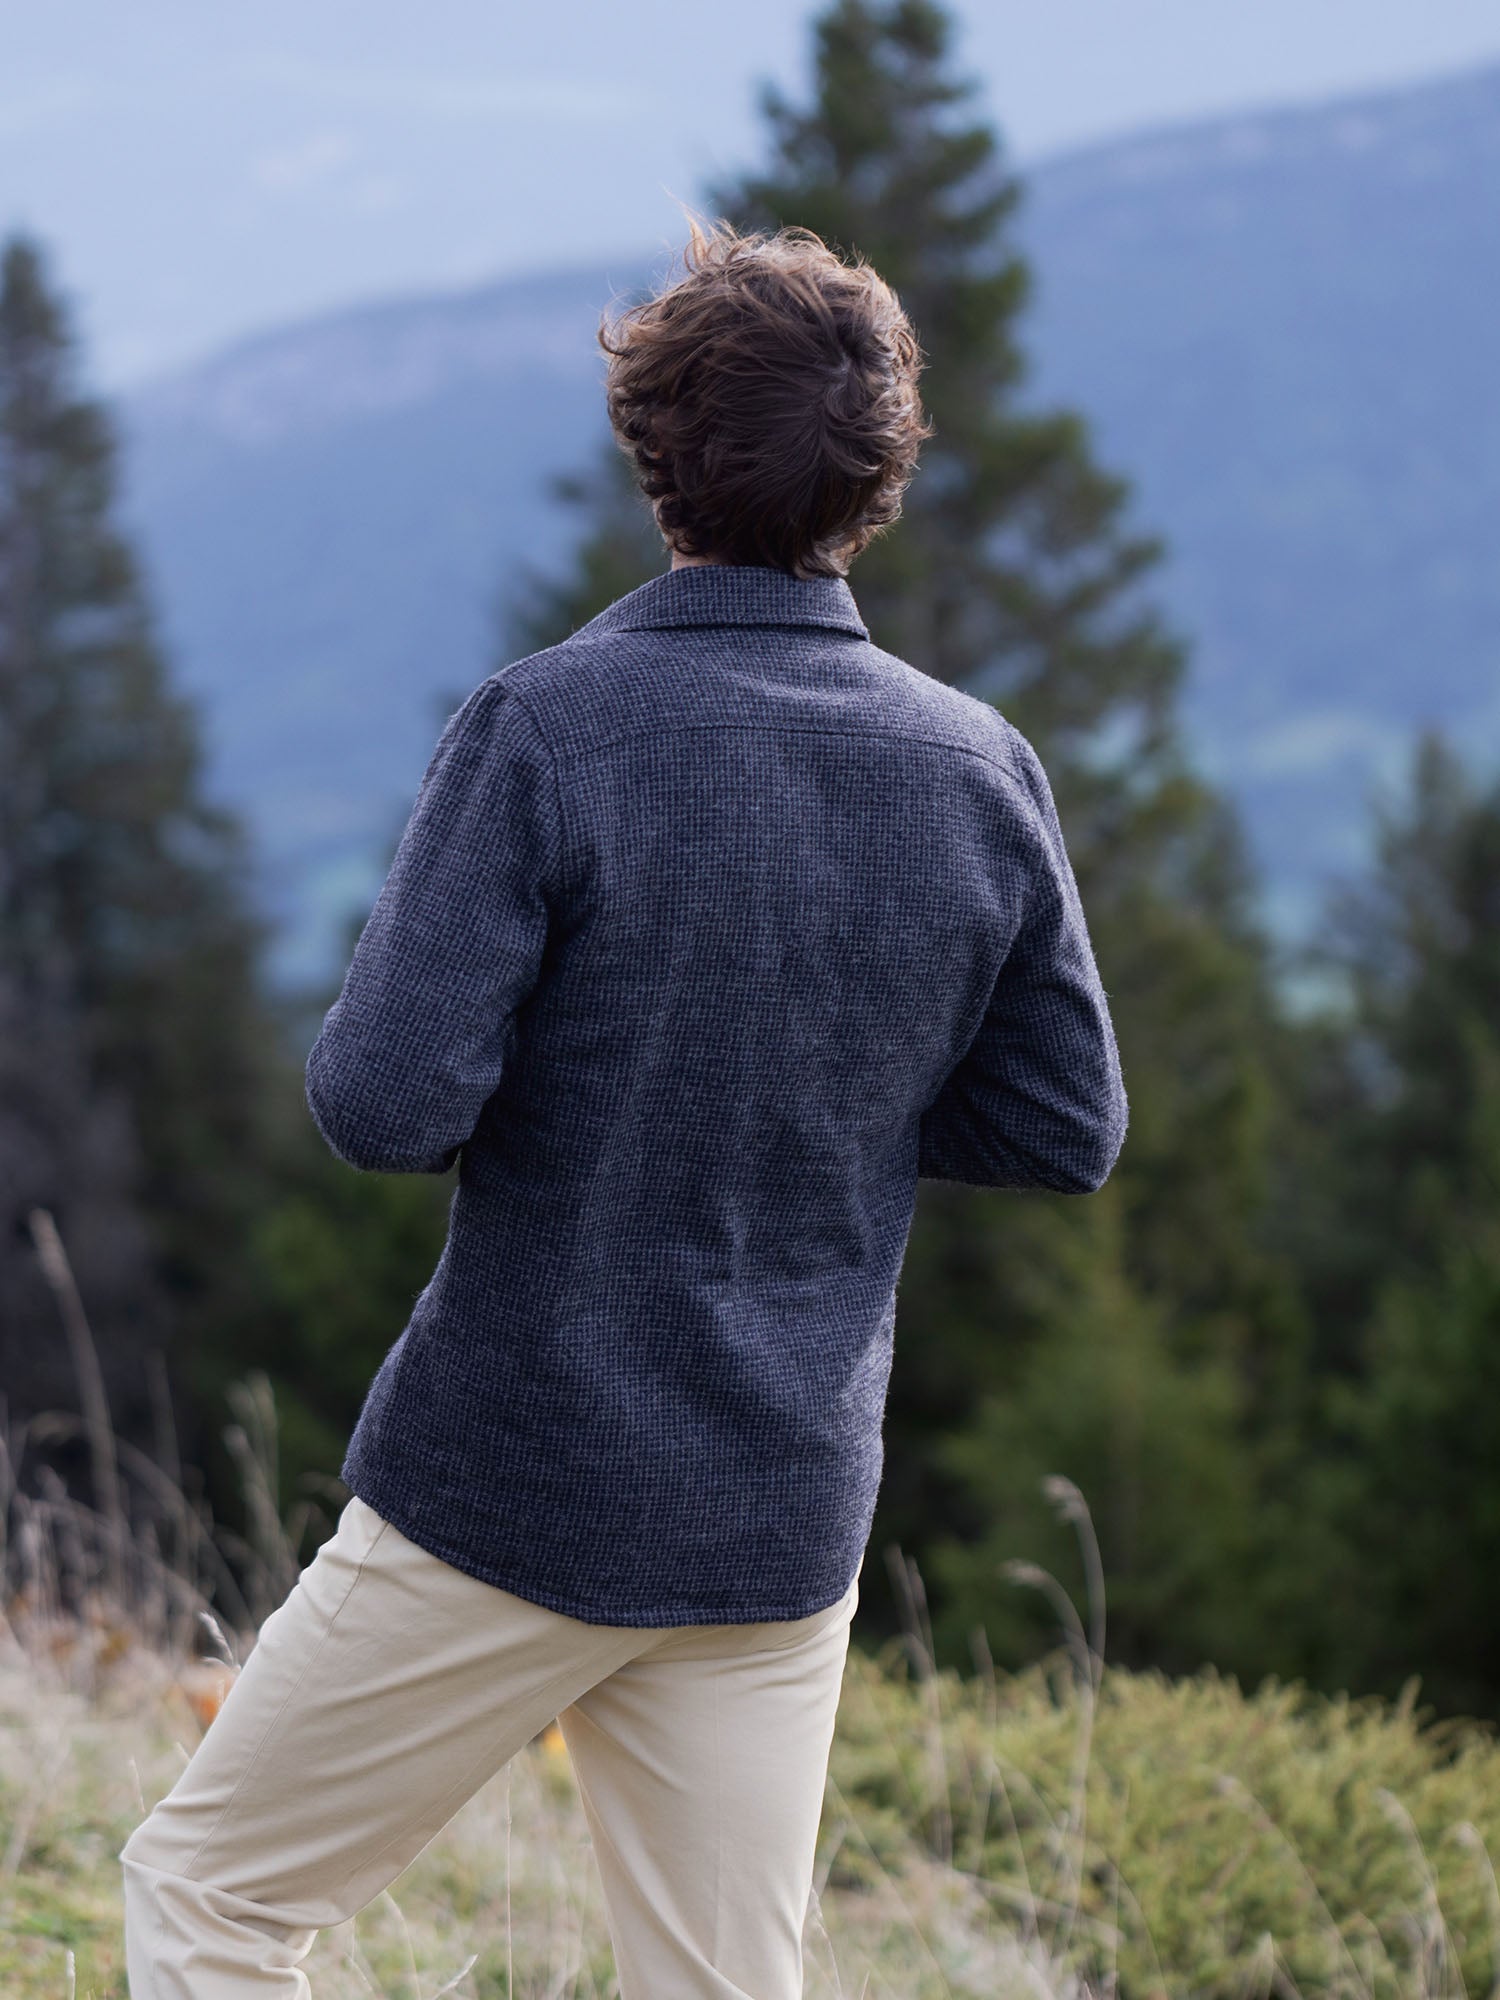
[306, 561, 1129, 1627]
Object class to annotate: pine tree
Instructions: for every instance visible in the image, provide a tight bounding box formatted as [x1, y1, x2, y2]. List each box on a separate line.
[495, 0, 1308, 1670]
[1262, 729, 1500, 1713]
[1319, 730, 1500, 1297]
[698, 0, 1292, 1310]
[0, 233, 275, 1492]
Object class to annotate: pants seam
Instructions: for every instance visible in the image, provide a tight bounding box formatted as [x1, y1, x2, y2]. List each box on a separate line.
[711, 1673, 723, 1969]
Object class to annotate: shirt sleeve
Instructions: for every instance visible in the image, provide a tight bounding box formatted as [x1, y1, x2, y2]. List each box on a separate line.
[917, 726, 1129, 1194]
[304, 678, 560, 1175]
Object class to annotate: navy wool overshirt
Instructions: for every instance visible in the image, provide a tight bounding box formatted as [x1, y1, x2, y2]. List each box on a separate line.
[306, 561, 1129, 1626]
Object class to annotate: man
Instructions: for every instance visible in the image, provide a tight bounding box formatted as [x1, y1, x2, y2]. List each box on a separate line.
[120, 214, 1128, 1999]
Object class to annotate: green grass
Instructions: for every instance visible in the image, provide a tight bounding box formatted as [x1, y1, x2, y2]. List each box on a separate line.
[4, 1247, 1499, 2000]
[6, 1489, 1500, 1999]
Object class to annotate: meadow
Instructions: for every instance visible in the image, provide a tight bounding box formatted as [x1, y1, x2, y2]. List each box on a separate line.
[5, 1330, 1500, 2000]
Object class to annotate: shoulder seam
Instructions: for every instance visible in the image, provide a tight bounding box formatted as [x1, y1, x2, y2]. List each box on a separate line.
[538, 717, 1030, 782]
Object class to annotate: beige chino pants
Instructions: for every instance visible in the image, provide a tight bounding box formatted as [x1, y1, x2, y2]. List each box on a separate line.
[119, 1493, 861, 2000]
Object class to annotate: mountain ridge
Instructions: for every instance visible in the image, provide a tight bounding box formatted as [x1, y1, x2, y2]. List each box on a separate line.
[113, 56, 1500, 992]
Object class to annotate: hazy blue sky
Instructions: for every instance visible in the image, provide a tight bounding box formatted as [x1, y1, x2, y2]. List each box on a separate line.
[6, 0, 1500, 388]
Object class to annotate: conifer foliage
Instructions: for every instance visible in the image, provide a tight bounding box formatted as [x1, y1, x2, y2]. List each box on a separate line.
[0, 234, 271, 1466]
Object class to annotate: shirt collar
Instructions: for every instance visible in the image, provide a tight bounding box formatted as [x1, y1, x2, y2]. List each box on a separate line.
[580, 563, 871, 641]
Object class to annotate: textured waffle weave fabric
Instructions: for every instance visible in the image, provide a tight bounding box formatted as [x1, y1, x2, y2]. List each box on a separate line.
[306, 561, 1129, 1625]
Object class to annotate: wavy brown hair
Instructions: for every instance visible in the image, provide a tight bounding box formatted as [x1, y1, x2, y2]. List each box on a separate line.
[598, 214, 933, 580]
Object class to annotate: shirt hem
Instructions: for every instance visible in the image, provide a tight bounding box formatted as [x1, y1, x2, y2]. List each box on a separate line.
[340, 1461, 861, 1630]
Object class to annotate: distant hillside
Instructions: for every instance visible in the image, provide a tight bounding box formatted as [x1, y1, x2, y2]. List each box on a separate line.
[115, 58, 1500, 994]
[116, 264, 629, 988]
[1016, 57, 1500, 945]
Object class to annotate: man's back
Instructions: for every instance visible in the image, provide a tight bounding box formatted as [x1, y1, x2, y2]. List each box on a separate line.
[306, 561, 1129, 1626]
[137, 214, 1131, 2000]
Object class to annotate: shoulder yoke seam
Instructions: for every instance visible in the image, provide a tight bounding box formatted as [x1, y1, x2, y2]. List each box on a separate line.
[539, 718, 1028, 786]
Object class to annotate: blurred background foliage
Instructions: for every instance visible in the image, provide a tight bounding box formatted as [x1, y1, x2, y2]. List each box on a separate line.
[4, 0, 1498, 1724]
